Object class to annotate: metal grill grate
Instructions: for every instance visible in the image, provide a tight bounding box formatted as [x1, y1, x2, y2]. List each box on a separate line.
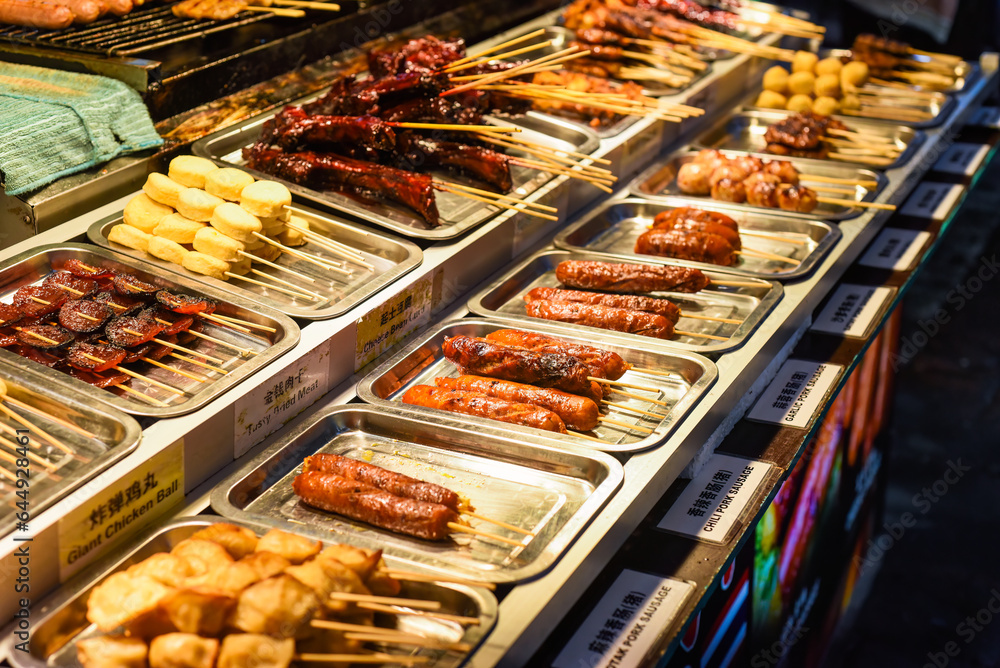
[0, 5, 270, 57]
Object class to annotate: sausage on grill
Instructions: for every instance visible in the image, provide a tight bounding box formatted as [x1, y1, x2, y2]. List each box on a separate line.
[525, 299, 675, 339]
[555, 260, 710, 294]
[650, 217, 741, 249]
[635, 229, 739, 266]
[484, 328, 632, 379]
[402, 384, 568, 433]
[48, 0, 102, 21]
[436, 375, 600, 432]
[442, 335, 597, 398]
[523, 287, 680, 324]
[0, 0, 74, 28]
[303, 453, 462, 510]
[292, 470, 459, 541]
[653, 207, 738, 231]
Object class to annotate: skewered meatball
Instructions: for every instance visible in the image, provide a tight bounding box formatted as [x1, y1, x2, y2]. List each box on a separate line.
[745, 173, 782, 208]
[711, 178, 746, 203]
[692, 149, 729, 171]
[777, 184, 818, 212]
[676, 162, 713, 195]
[730, 155, 764, 175]
[710, 163, 753, 187]
[763, 160, 800, 185]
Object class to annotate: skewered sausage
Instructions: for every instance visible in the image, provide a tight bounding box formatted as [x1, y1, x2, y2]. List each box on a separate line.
[13, 285, 69, 319]
[43, 270, 98, 298]
[635, 229, 739, 266]
[59, 300, 114, 333]
[402, 384, 569, 433]
[292, 470, 459, 541]
[653, 207, 738, 231]
[436, 375, 600, 432]
[523, 287, 681, 323]
[484, 328, 632, 380]
[0, 0, 74, 28]
[556, 260, 710, 293]
[651, 216, 741, 249]
[67, 342, 126, 373]
[525, 299, 675, 339]
[442, 335, 597, 398]
[47, 0, 101, 22]
[303, 453, 462, 510]
[15, 325, 74, 349]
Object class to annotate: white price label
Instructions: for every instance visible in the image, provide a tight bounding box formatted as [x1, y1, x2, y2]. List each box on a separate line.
[933, 142, 990, 176]
[811, 285, 894, 338]
[553, 570, 694, 668]
[747, 360, 843, 428]
[859, 228, 932, 271]
[899, 182, 965, 221]
[355, 276, 433, 372]
[234, 344, 331, 458]
[657, 454, 772, 543]
[969, 106, 1000, 128]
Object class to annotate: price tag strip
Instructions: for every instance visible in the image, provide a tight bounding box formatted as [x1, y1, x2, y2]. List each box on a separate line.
[858, 228, 933, 271]
[58, 439, 184, 582]
[553, 570, 695, 668]
[355, 275, 433, 371]
[899, 182, 965, 221]
[234, 345, 331, 458]
[810, 284, 895, 338]
[657, 454, 773, 544]
[747, 360, 843, 429]
[932, 142, 990, 176]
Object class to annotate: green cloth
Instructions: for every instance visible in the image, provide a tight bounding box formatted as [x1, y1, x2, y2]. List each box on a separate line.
[0, 63, 162, 196]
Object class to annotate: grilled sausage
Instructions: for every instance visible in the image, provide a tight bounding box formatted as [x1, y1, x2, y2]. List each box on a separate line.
[484, 328, 631, 380]
[105, 0, 131, 15]
[402, 384, 568, 433]
[635, 229, 739, 266]
[442, 335, 597, 398]
[555, 260, 710, 294]
[303, 453, 461, 510]
[525, 299, 675, 339]
[653, 207, 739, 231]
[436, 375, 600, 432]
[292, 470, 459, 541]
[47, 0, 101, 22]
[524, 287, 681, 324]
[0, 0, 74, 28]
[650, 217, 741, 249]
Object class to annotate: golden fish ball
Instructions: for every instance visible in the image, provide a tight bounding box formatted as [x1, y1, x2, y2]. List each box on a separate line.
[756, 90, 788, 109]
[123, 193, 173, 234]
[786, 94, 814, 113]
[787, 71, 816, 95]
[841, 60, 870, 87]
[815, 73, 841, 98]
[814, 57, 843, 77]
[791, 50, 818, 73]
[812, 96, 840, 116]
[168, 156, 219, 189]
[762, 66, 790, 92]
[841, 93, 862, 110]
[205, 168, 255, 202]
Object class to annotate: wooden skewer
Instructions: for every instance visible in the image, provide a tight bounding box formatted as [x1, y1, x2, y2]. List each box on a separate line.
[598, 416, 654, 434]
[115, 383, 169, 406]
[444, 28, 548, 70]
[821, 137, 901, 155]
[205, 312, 276, 333]
[249, 269, 330, 302]
[817, 197, 897, 211]
[388, 122, 520, 133]
[569, 431, 616, 444]
[478, 131, 612, 164]
[0, 403, 75, 454]
[739, 248, 801, 265]
[0, 465, 17, 481]
[328, 592, 441, 610]
[253, 232, 351, 275]
[740, 230, 809, 246]
[296, 654, 429, 665]
[477, 134, 616, 179]
[436, 180, 559, 213]
[239, 251, 316, 283]
[909, 47, 962, 63]
[153, 338, 226, 365]
[310, 620, 423, 634]
[589, 377, 661, 394]
[629, 366, 683, 378]
[283, 222, 375, 269]
[448, 522, 524, 547]
[0, 449, 24, 469]
[0, 434, 56, 470]
[606, 387, 669, 406]
[227, 271, 320, 301]
[711, 279, 764, 288]
[442, 46, 589, 95]
[0, 395, 95, 441]
[800, 173, 879, 188]
[680, 312, 743, 324]
[169, 352, 229, 375]
[121, 325, 248, 361]
[243, 5, 305, 17]
[112, 366, 186, 396]
[197, 312, 252, 334]
[867, 78, 945, 96]
[675, 329, 730, 341]
[343, 631, 473, 653]
[381, 569, 497, 590]
[824, 128, 897, 144]
[182, 329, 258, 358]
[601, 400, 664, 419]
[271, 0, 340, 10]
[141, 357, 207, 383]
[463, 510, 535, 535]
[443, 40, 554, 74]
[827, 153, 895, 167]
[284, 206, 369, 238]
[508, 157, 615, 187]
[435, 185, 559, 220]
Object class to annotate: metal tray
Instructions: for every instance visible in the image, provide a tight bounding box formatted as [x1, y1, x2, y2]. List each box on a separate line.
[467, 250, 781, 355]
[0, 359, 142, 538]
[630, 149, 887, 221]
[554, 197, 841, 281]
[0, 243, 299, 418]
[696, 109, 925, 169]
[822, 47, 978, 96]
[212, 405, 623, 583]
[88, 202, 422, 320]
[192, 110, 599, 240]
[3, 517, 497, 668]
[357, 318, 718, 452]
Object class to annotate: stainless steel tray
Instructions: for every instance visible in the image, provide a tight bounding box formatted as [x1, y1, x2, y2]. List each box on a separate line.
[212, 405, 623, 583]
[554, 197, 841, 281]
[3, 517, 497, 668]
[0, 359, 142, 538]
[822, 47, 978, 96]
[696, 109, 925, 169]
[88, 202, 422, 320]
[192, 110, 599, 240]
[467, 250, 781, 355]
[357, 318, 718, 452]
[630, 149, 887, 221]
[0, 244, 299, 418]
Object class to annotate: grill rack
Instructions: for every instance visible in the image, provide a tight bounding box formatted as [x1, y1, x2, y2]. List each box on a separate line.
[0, 5, 271, 57]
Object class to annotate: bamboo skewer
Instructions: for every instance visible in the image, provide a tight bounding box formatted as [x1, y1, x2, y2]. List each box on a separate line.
[239, 251, 316, 283]
[442, 46, 591, 96]
[198, 313, 252, 334]
[382, 569, 497, 590]
[283, 222, 375, 269]
[436, 180, 559, 213]
[630, 366, 682, 378]
[435, 185, 559, 220]
[738, 248, 800, 265]
[477, 133, 615, 178]
[182, 330, 257, 358]
[141, 358, 207, 383]
[388, 122, 520, 133]
[243, 5, 305, 17]
[479, 131, 611, 164]
[227, 272, 321, 301]
[344, 631, 473, 653]
[0, 466, 17, 481]
[0, 404, 75, 455]
[463, 510, 535, 535]
[816, 197, 897, 211]
[601, 400, 664, 419]
[598, 417, 654, 433]
[680, 312, 744, 324]
[605, 387, 669, 406]
[296, 654, 429, 665]
[109, 366, 186, 397]
[169, 352, 229, 375]
[675, 329, 729, 341]
[443, 28, 548, 70]
[271, 0, 340, 9]
[827, 153, 895, 167]
[448, 522, 525, 547]
[800, 173, 879, 188]
[360, 601, 482, 625]
[0, 396, 95, 442]
[115, 384, 168, 406]
[116, 327, 227, 364]
[711, 279, 764, 288]
[252, 233, 352, 275]
[249, 269, 329, 302]
[442, 40, 554, 75]
[589, 377, 661, 394]
[571, 431, 618, 445]
[0, 434, 56, 470]
[740, 230, 809, 246]
[328, 592, 442, 610]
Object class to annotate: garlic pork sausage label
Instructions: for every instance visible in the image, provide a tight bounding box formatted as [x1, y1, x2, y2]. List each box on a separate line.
[553, 570, 694, 668]
[656, 454, 773, 543]
[810, 284, 894, 338]
[932, 142, 990, 176]
[747, 360, 843, 429]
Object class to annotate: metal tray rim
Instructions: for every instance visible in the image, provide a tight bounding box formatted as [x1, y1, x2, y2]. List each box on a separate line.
[86, 204, 423, 320]
[2, 516, 498, 668]
[466, 249, 783, 355]
[553, 196, 842, 282]
[356, 317, 719, 452]
[0, 243, 300, 418]
[210, 403, 625, 584]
